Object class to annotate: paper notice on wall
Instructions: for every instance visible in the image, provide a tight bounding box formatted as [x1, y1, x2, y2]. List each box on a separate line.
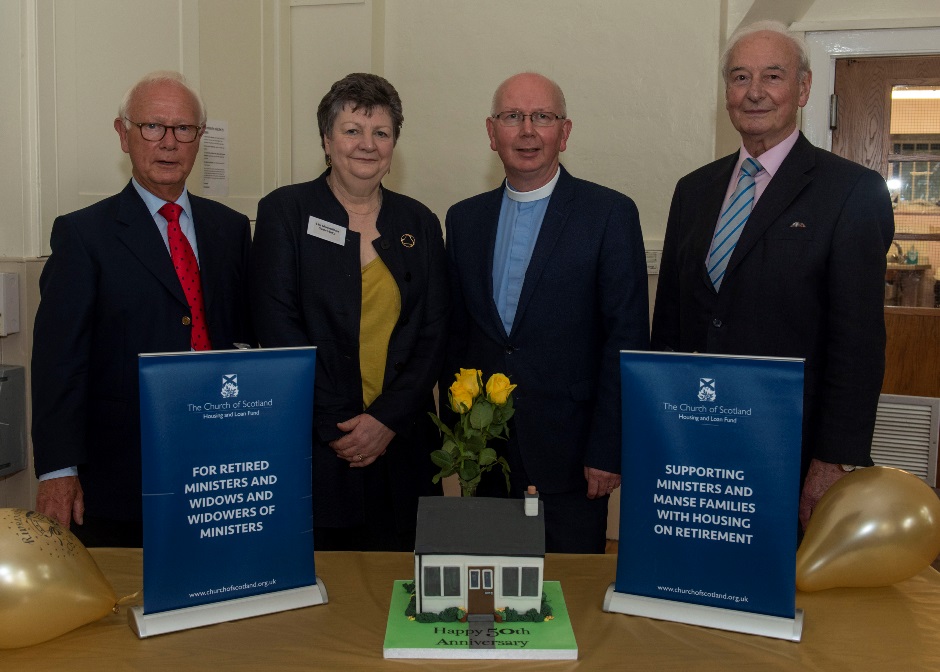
[202, 120, 228, 197]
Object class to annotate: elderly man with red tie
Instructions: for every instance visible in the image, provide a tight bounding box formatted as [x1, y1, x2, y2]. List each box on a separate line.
[31, 71, 252, 547]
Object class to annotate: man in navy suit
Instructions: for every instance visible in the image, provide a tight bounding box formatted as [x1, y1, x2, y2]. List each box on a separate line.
[32, 71, 252, 547]
[444, 73, 649, 553]
[652, 22, 894, 530]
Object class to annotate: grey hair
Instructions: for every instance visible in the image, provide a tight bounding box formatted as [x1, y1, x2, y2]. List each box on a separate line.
[317, 73, 404, 151]
[720, 20, 811, 83]
[117, 71, 207, 126]
[490, 72, 567, 117]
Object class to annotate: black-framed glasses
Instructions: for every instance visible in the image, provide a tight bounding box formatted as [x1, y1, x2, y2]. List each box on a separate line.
[491, 111, 566, 127]
[124, 118, 203, 143]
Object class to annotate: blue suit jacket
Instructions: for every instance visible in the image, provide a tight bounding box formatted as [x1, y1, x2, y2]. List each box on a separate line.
[443, 165, 649, 493]
[652, 133, 894, 471]
[32, 181, 253, 521]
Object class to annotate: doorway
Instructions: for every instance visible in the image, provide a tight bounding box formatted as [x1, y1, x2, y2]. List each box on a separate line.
[467, 566, 494, 615]
[830, 54, 940, 400]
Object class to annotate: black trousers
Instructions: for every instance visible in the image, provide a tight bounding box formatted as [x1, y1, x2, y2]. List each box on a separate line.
[70, 515, 143, 548]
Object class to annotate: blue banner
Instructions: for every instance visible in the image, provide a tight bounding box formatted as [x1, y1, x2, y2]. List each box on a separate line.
[139, 348, 316, 614]
[616, 351, 802, 618]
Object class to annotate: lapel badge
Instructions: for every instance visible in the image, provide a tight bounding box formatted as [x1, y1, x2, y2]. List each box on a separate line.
[790, 221, 806, 228]
[401, 233, 416, 248]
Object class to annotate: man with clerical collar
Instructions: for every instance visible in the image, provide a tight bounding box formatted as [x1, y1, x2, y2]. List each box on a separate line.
[443, 72, 650, 553]
[651, 21, 894, 530]
[31, 71, 253, 547]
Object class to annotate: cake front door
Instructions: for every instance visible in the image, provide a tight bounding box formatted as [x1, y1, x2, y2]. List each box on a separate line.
[467, 566, 494, 615]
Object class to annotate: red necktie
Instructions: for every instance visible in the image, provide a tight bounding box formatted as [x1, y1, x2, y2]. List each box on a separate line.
[159, 203, 211, 351]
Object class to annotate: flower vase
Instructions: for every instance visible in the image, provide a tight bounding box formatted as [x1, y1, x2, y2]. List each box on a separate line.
[460, 482, 477, 497]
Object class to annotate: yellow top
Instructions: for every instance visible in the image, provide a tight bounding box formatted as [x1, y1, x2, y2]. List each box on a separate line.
[359, 256, 401, 408]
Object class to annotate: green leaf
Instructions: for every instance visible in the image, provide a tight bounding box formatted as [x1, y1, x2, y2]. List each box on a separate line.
[427, 412, 455, 439]
[458, 460, 481, 483]
[430, 450, 454, 469]
[464, 434, 485, 453]
[499, 459, 512, 492]
[469, 400, 494, 429]
[501, 407, 515, 422]
[432, 473, 442, 484]
[479, 447, 497, 466]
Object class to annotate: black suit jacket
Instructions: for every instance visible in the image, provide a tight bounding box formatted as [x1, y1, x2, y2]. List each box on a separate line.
[651, 133, 894, 470]
[32, 181, 253, 521]
[248, 172, 448, 529]
[444, 165, 649, 494]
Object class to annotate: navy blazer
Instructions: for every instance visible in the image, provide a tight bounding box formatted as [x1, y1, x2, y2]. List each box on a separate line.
[443, 165, 649, 493]
[32, 181, 253, 521]
[652, 133, 894, 469]
[249, 171, 448, 528]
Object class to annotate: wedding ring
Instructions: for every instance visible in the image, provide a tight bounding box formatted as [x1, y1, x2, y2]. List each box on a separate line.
[356, 453, 363, 462]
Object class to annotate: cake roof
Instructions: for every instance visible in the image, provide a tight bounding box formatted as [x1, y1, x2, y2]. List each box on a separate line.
[414, 496, 545, 557]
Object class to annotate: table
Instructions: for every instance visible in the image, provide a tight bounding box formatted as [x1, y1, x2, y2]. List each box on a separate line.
[2, 550, 939, 670]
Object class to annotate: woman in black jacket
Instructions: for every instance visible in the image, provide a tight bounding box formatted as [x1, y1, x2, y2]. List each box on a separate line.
[249, 73, 447, 550]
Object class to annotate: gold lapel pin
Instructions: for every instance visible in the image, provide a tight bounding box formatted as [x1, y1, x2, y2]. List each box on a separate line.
[401, 234, 416, 248]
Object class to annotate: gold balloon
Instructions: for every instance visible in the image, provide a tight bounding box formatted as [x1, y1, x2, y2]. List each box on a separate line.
[796, 466, 940, 592]
[0, 509, 116, 648]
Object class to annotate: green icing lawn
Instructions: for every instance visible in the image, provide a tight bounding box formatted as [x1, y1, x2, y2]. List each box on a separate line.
[383, 580, 577, 653]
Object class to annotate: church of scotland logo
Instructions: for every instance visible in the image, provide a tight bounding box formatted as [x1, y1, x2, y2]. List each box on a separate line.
[221, 374, 239, 398]
[698, 378, 716, 402]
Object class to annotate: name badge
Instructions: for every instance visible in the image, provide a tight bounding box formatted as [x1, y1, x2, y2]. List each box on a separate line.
[307, 217, 346, 246]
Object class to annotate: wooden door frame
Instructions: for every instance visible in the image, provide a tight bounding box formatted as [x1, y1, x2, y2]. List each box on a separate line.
[803, 27, 940, 480]
[803, 27, 940, 152]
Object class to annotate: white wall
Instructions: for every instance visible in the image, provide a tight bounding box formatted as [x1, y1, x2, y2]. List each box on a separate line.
[0, 2, 30, 260]
[381, 0, 720, 243]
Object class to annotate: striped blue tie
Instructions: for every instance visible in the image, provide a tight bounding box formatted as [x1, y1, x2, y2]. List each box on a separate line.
[708, 157, 762, 290]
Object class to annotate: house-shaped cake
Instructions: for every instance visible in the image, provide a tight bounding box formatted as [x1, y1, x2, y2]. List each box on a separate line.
[413, 491, 544, 617]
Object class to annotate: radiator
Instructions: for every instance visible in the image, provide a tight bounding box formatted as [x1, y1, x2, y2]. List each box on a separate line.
[870, 394, 940, 487]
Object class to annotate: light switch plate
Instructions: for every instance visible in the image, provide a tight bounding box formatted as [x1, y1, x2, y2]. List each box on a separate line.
[0, 273, 21, 336]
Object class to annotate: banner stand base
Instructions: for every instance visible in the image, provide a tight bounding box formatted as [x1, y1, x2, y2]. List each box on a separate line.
[128, 578, 328, 638]
[603, 583, 803, 642]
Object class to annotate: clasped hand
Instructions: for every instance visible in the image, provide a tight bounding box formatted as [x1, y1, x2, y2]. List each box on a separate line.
[328, 413, 395, 468]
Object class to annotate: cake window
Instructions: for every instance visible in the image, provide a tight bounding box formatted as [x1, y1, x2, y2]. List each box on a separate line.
[423, 566, 442, 596]
[443, 567, 461, 596]
[521, 567, 540, 596]
[501, 566, 539, 597]
[482, 569, 493, 590]
[424, 566, 461, 597]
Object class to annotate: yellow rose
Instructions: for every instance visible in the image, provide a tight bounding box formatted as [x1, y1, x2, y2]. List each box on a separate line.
[454, 368, 481, 397]
[485, 373, 517, 405]
[449, 368, 481, 413]
[449, 381, 474, 413]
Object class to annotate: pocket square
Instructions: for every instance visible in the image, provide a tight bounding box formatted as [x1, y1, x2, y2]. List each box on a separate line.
[790, 221, 806, 228]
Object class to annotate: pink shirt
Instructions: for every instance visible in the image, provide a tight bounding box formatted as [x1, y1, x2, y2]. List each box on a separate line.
[720, 128, 800, 213]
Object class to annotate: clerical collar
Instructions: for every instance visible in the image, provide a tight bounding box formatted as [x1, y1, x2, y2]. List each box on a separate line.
[505, 167, 561, 203]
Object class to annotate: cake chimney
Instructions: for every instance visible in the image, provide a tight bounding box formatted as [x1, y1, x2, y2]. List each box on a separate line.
[524, 485, 539, 516]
